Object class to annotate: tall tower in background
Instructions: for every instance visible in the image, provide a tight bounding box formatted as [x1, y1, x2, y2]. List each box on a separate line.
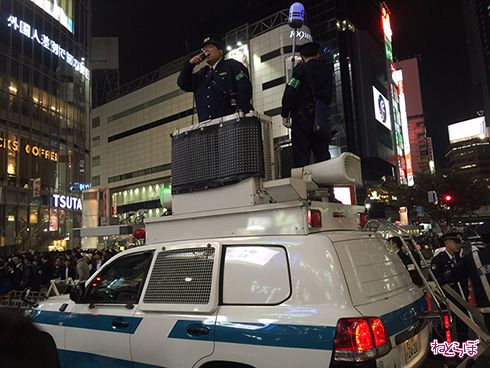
[395, 57, 435, 175]
[463, 0, 490, 121]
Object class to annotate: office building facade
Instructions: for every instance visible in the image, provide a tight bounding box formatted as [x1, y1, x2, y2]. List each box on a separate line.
[0, 0, 90, 250]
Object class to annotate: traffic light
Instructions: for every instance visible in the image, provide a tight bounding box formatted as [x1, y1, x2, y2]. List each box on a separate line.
[442, 194, 453, 204]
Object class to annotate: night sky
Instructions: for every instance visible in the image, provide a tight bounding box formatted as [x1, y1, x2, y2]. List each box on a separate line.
[92, 1, 472, 169]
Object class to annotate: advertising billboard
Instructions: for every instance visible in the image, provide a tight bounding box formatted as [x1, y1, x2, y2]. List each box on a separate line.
[448, 116, 487, 143]
[372, 86, 391, 131]
[31, 0, 73, 33]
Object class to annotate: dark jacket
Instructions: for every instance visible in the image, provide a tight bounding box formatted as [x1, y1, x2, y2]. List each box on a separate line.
[281, 59, 333, 122]
[177, 58, 253, 122]
[431, 250, 469, 297]
[445, 246, 490, 308]
[397, 249, 423, 286]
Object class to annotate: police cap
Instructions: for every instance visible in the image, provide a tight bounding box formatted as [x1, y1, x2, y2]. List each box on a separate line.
[442, 232, 463, 243]
[201, 35, 225, 51]
[299, 42, 320, 57]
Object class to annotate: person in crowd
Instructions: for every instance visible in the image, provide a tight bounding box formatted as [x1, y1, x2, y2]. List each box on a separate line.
[0, 309, 60, 368]
[18, 255, 41, 291]
[75, 253, 90, 282]
[52, 257, 63, 280]
[90, 253, 104, 276]
[0, 260, 13, 296]
[281, 42, 333, 169]
[177, 35, 253, 122]
[61, 258, 76, 281]
[388, 236, 423, 286]
[444, 229, 490, 332]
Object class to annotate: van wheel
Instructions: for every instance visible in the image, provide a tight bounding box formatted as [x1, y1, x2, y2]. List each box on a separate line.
[199, 362, 255, 368]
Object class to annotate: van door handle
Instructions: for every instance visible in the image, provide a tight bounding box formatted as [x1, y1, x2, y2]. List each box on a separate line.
[112, 318, 130, 328]
[186, 324, 210, 336]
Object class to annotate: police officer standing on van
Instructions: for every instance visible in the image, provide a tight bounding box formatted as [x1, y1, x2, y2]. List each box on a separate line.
[177, 35, 253, 122]
[281, 42, 333, 168]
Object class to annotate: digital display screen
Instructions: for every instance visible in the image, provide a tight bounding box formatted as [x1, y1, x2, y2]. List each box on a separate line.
[31, 0, 73, 33]
[372, 86, 391, 131]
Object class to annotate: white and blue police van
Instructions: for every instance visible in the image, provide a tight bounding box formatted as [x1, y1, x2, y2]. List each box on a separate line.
[30, 152, 430, 368]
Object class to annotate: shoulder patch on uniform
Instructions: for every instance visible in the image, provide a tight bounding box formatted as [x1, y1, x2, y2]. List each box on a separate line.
[235, 70, 247, 81]
[288, 78, 301, 89]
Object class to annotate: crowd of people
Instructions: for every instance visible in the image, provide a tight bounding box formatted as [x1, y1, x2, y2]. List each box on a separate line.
[0, 248, 118, 296]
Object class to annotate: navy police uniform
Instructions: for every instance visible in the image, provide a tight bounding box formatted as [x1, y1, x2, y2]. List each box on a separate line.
[445, 244, 490, 331]
[432, 250, 469, 297]
[281, 42, 333, 168]
[177, 37, 252, 122]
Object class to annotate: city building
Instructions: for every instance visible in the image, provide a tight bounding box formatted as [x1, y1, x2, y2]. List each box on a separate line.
[446, 116, 490, 178]
[0, 1, 91, 250]
[462, 0, 490, 120]
[395, 57, 435, 176]
[88, 2, 403, 247]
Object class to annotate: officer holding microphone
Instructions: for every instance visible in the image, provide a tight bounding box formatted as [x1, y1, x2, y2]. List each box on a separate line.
[177, 35, 253, 122]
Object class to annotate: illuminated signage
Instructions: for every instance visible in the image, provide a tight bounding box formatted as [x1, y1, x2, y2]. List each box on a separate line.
[392, 69, 414, 186]
[30, 0, 73, 33]
[289, 29, 313, 41]
[381, 7, 392, 41]
[448, 116, 487, 143]
[7, 15, 89, 80]
[0, 137, 58, 161]
[52, 194, 82, 210]
[69, 182, 92, 192]
[372, 86, 391, 131]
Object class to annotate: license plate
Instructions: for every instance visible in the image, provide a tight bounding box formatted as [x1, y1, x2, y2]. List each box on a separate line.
[404, 336, 418, 363]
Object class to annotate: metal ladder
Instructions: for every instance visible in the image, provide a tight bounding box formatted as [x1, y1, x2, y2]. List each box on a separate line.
[365, 220, 490, 367]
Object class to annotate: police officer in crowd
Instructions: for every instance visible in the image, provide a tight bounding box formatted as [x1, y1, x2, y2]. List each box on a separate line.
[281, 42, 333, 168]
[444, 229, 490, 332]
[177, 35, 253, 122]
[431, 232, 469, 298]
[431, 232, 469, 341]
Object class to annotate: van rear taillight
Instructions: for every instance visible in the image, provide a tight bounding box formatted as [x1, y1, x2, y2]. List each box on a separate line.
[307, 209, 322, 228]
[424, 292, 432, 312]
[333, 318, 391, 363]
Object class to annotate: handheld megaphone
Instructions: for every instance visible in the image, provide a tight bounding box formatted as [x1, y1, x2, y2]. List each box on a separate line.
[288, 2, 305, 29]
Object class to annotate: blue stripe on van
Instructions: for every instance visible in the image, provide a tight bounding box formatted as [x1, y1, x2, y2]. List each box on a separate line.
[169, 320, 336, 350]
[30, 310, 143, 334]
[380, 296, 427, 336]
[58, 349, 163, 368]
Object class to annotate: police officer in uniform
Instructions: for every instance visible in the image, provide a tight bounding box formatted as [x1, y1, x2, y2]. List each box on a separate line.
[177, 35, 253, 122]
[445, 229, 490, 332]
[281, 42, 333, 168]
[431, 232, 469, 342]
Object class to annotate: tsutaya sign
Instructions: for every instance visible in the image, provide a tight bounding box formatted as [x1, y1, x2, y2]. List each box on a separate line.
[7, 15, 90, 80]
[52, 194, 82, 211]
[0, 137, 58, 161]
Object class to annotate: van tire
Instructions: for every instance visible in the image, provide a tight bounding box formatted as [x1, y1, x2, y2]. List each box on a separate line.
[199, 361, 255, 368]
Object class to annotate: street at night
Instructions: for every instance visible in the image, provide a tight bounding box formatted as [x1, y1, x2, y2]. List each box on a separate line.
[1, 1, 490, 367]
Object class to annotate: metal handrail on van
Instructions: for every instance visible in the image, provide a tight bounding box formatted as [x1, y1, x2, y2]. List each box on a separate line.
[364, 220, 451, 328]
[365, 220, 490, 367]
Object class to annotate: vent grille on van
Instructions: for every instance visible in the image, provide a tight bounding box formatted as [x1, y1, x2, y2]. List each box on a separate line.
[143, 247, 215, 304]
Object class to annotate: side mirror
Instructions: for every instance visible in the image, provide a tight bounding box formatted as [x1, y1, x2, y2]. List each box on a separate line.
[69, 283, 86, 303]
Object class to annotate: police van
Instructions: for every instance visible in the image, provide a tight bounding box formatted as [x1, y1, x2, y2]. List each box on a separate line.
[30, 152, 430, 368]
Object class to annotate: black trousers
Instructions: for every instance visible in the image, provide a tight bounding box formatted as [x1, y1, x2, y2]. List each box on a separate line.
[291, 114, 330, 168]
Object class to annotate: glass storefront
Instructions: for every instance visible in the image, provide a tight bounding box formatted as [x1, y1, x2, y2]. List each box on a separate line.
[0, 0, 90, 250]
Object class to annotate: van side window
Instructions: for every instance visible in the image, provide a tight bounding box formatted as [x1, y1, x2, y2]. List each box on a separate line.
[222, 246, 291, 305]
[85, 251, 154, 304]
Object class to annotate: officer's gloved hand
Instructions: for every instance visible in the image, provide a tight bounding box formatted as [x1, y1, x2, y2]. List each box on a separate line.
[282, 117, 292, 128]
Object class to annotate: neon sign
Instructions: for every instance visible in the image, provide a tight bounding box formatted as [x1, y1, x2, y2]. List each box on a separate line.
[7, 15, 89, 80]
